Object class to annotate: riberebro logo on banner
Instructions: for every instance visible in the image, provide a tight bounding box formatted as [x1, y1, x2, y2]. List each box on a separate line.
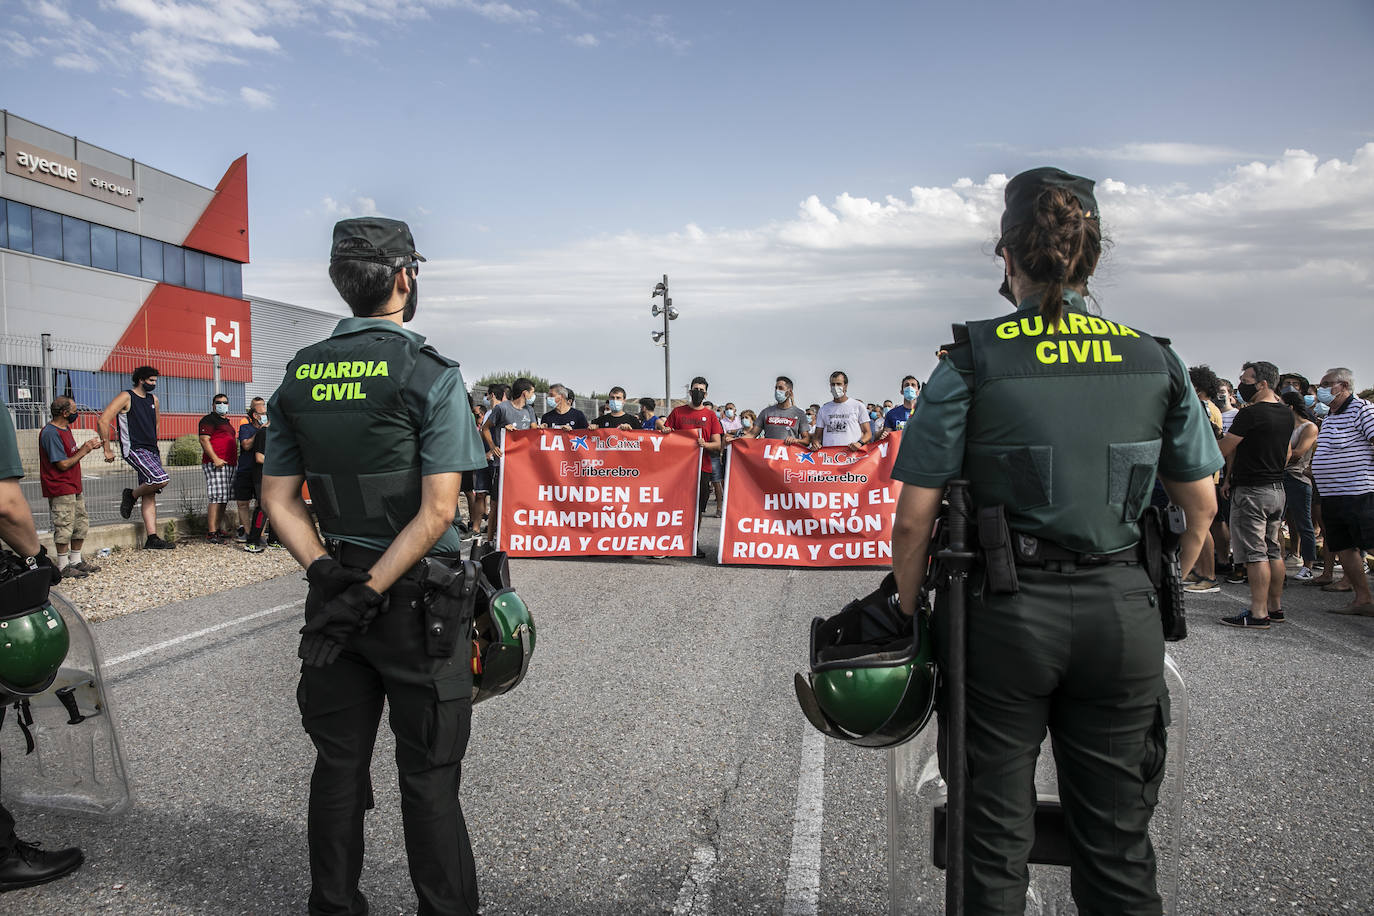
[719, 435, 902, 567]
[498, 429, 702, 557]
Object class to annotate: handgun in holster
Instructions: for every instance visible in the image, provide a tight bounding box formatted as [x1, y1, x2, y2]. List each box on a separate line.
[418, 556, 482, 658]
[977, 505, 1020, 595]
[1139, 505, 1188, 641]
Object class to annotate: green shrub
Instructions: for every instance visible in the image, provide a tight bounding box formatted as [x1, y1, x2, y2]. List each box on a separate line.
[166, 434, 202, 466]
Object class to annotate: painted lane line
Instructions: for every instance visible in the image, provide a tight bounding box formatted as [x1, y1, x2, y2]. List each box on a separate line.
[782, 724, 825, 916]
[672, 844, 718, 916]
[104, 599, 304, 670]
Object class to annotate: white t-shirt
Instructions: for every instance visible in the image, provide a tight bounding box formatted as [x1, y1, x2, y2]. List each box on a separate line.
[816, 398, 868, 447]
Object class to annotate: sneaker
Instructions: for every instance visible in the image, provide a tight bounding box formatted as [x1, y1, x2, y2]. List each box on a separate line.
[1184, 577, 1220, 594]
[119, 488, 135, 520]
[59, 565, 88, 579]
[207, 532, 223, 545]
[72, 560, 101, 574]
[266, 540, 285, 550]
[143, 535, 175, 550]
[1269, 609, 1286, 622]
[1225, 570, 1248, 585]
[1292, 567, 1314, 581]
[1220, 610, 1270, 629]
[0, 839, 84, 891]
[243, 542, 266, 554]
[234, 526, 248, 543]
[1182, 571, 1201, 584]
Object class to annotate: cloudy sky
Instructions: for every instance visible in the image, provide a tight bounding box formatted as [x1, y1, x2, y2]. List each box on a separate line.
[2, 0, 1371, 407]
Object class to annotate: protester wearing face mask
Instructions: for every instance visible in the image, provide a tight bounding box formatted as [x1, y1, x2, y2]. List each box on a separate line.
[99, 365, 173, 549]
[1308, 367, 1374, 614]
[540, 384, 588, 430]
[637, 397, 659, 431]
[882, 376, 921, 435]
[1216, 379, 1239, 433]
[39, 397, 100, 577]
[749, 376, 809, 444]
[737, 409, 757, 437]
[199, 393, 239, 544]
[1280, 389, 1320, 581]
[665, 376, 724, 541]
[809, 370, 870, 451]
[593, 386, 638, 431]
[233, 398, 268, 542]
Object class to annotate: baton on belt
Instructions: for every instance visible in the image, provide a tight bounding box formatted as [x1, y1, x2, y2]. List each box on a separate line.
[939, 479, 976, 915]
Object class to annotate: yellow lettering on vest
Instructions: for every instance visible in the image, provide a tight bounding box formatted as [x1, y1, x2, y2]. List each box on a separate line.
[322, 363, 337, 379]
[296, 364, 310, 380]
[312, 383, 326, 400]
[1103, 341, 1123, 362]
[1058, 340, 1069, 361]
[1117, 325, 1139, 338]
[1036, 340, 1057, 364]
[1087, 316, 1110, 335]
[1067, 313, 1088, 335]
[1068, 339, 1092, 362]
[1021, 316, 1043, 337]
[308, 364, 323, 379]
[372, 361, 388, 377]
[352, 361, 367, 378]
[996, 321, 1019, 340]
[1091, 339, 1103, 361]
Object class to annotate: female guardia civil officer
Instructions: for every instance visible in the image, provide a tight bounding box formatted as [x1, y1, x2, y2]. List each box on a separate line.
[889, 168, 1223, 915]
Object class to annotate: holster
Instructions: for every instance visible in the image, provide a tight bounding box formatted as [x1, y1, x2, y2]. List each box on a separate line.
[977, 505, 1019, 595]
[1139, 505, 1188, 641]
[418, 555, 481, 659]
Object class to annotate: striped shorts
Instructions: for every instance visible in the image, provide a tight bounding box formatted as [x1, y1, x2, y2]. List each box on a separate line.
[124, 447, 169, 486]
[204, 463, 235, 503]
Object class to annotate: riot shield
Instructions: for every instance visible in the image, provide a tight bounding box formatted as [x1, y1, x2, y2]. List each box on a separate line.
[888, 652, 1188, 915]
[0, 591, 131, 816]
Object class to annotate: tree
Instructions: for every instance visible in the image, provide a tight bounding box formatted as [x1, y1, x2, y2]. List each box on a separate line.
[472, 370, 552, 392]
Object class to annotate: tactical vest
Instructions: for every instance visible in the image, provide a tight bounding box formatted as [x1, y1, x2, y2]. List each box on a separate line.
[949, 300, 1182, 554]
[275, 328, 457, 543]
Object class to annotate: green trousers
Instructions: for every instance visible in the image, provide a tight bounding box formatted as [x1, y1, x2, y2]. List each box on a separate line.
[935, 562, 1169, 916]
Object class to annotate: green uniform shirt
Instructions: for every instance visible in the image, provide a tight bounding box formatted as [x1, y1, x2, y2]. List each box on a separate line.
[265, 318, 486, 555]
[0, 401, 24, 480]
[893, 293, 1223, 551]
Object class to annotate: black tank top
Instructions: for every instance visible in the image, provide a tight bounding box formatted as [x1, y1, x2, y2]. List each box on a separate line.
[123, 389, 158, 451]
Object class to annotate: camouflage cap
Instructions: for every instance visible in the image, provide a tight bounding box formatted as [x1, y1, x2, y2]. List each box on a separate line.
[998, 167, 1098, 243]
[329, 217, 427, 264]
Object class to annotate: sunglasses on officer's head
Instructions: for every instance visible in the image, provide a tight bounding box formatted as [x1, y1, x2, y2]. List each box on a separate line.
[394, 260, 420, 277]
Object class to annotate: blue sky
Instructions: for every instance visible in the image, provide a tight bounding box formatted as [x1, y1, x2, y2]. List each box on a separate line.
[2, 0, 1372, 406]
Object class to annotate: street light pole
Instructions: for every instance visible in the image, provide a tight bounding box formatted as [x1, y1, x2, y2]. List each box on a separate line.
[661, 275, 671, 413]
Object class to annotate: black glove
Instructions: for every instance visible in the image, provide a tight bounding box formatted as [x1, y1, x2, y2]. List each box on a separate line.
[305, 556, 371, 617]
[857, 572, 914, 642]
[33, 546, 62, 586]
[299, 582, 386, 667]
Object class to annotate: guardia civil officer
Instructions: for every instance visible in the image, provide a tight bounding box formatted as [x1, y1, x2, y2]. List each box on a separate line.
[889, 169, 1223, 915]
[262, 218, 488, 916]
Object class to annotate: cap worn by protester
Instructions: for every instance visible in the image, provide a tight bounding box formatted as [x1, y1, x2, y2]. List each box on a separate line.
[998, 167, 1098, 247]
[330, 217, 427, 265]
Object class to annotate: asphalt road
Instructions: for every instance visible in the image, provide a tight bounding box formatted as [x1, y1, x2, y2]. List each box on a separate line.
[3, 521, 1372, 915]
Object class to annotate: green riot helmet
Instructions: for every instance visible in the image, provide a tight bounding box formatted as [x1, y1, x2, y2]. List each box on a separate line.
[0, 601, 71, 698]
[794, 572, 936, 749]
[471, 587, 535, 704]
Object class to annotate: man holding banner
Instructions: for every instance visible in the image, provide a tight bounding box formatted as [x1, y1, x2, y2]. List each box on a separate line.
[665, 376, 723, 526]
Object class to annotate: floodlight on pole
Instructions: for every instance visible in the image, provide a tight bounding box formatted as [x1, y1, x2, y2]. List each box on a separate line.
[649, 274, 672, 411]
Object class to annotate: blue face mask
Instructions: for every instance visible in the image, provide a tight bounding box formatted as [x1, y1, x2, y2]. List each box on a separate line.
[608, 399, 623, 412]
[1316, 387, 1335, 405]
[902, 386, 918, 400]
[774, 388, 788, 404]
[1314, 402, 1330, 417]
[1304, 394, 1316, 408]
[868, 410, 879, 420]
[546, 396, 556, 409]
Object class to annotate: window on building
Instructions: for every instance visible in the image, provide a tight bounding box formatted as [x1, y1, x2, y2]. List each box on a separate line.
[163, 244, 185, 286]
[140, 237, 163, 282]
[184, 249, 205, 291]
[204, 255, 223, 295]
[0, 199, 6, 248]
[91, 224, 117, 271]
[116, 230, 141, 275]
[32, 208, 62, 260]
[62, 215, 91, 267]
[5, 202, 32, 253]
[223, 261, 243, 299]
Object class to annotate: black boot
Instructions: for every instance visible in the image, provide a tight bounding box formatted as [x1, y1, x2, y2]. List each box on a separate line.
[0, 839, 84, 892]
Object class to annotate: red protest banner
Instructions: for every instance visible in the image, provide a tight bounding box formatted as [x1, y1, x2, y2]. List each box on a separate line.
[498, 428, 701, 557]
[719, 434, 902, 567]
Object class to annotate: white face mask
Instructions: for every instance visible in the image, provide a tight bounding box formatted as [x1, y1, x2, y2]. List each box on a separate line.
[742, 417, 752, 429]
[213, 403, 229, 415]
[724, 408, 735, 419]
[774, 388, 788, 404]
[830, 384, 845, 399]
[608, 399, 624, 412]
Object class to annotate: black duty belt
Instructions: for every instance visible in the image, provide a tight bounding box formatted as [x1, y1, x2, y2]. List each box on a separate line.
[326, 540, 426, 597]
[1010, 531, 1138, 569]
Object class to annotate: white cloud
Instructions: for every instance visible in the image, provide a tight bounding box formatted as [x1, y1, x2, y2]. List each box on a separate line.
[321, 195, 380, 217]
[1025, 142, 1259, 165]
[240, 85, 275, 109]
[251, 144, 1374, 403]
[53, 52, 99, 71]
[568, 31, 598, 47]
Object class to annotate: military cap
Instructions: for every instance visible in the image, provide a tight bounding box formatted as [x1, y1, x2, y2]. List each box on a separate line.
[330, 217, 427, 264]
[999, 167, 1099, 241]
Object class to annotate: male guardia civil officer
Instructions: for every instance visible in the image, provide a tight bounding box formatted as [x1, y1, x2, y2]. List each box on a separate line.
[262, 218, 488, 916]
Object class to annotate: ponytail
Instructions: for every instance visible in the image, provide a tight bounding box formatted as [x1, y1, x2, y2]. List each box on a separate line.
[996, 187, 1101, 324]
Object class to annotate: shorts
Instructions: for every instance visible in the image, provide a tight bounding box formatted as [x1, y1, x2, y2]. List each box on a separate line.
[710, 452, 724, 483]
[471, 465, 491, 494]
[233, 469, 256, 501]
[1321, 492, 1374, 553]
[204, 463, 235, 503]
[48, 493, 89, 544]
[488, 462, 501, 498]
[124, 447, 169, 486]
[1229, 482, 1285, 564]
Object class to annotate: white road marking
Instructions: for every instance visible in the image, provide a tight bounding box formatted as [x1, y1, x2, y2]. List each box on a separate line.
[782, 724, 826, 916]
[672, 844, 718, 915]
[103, 600, 304, 670]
